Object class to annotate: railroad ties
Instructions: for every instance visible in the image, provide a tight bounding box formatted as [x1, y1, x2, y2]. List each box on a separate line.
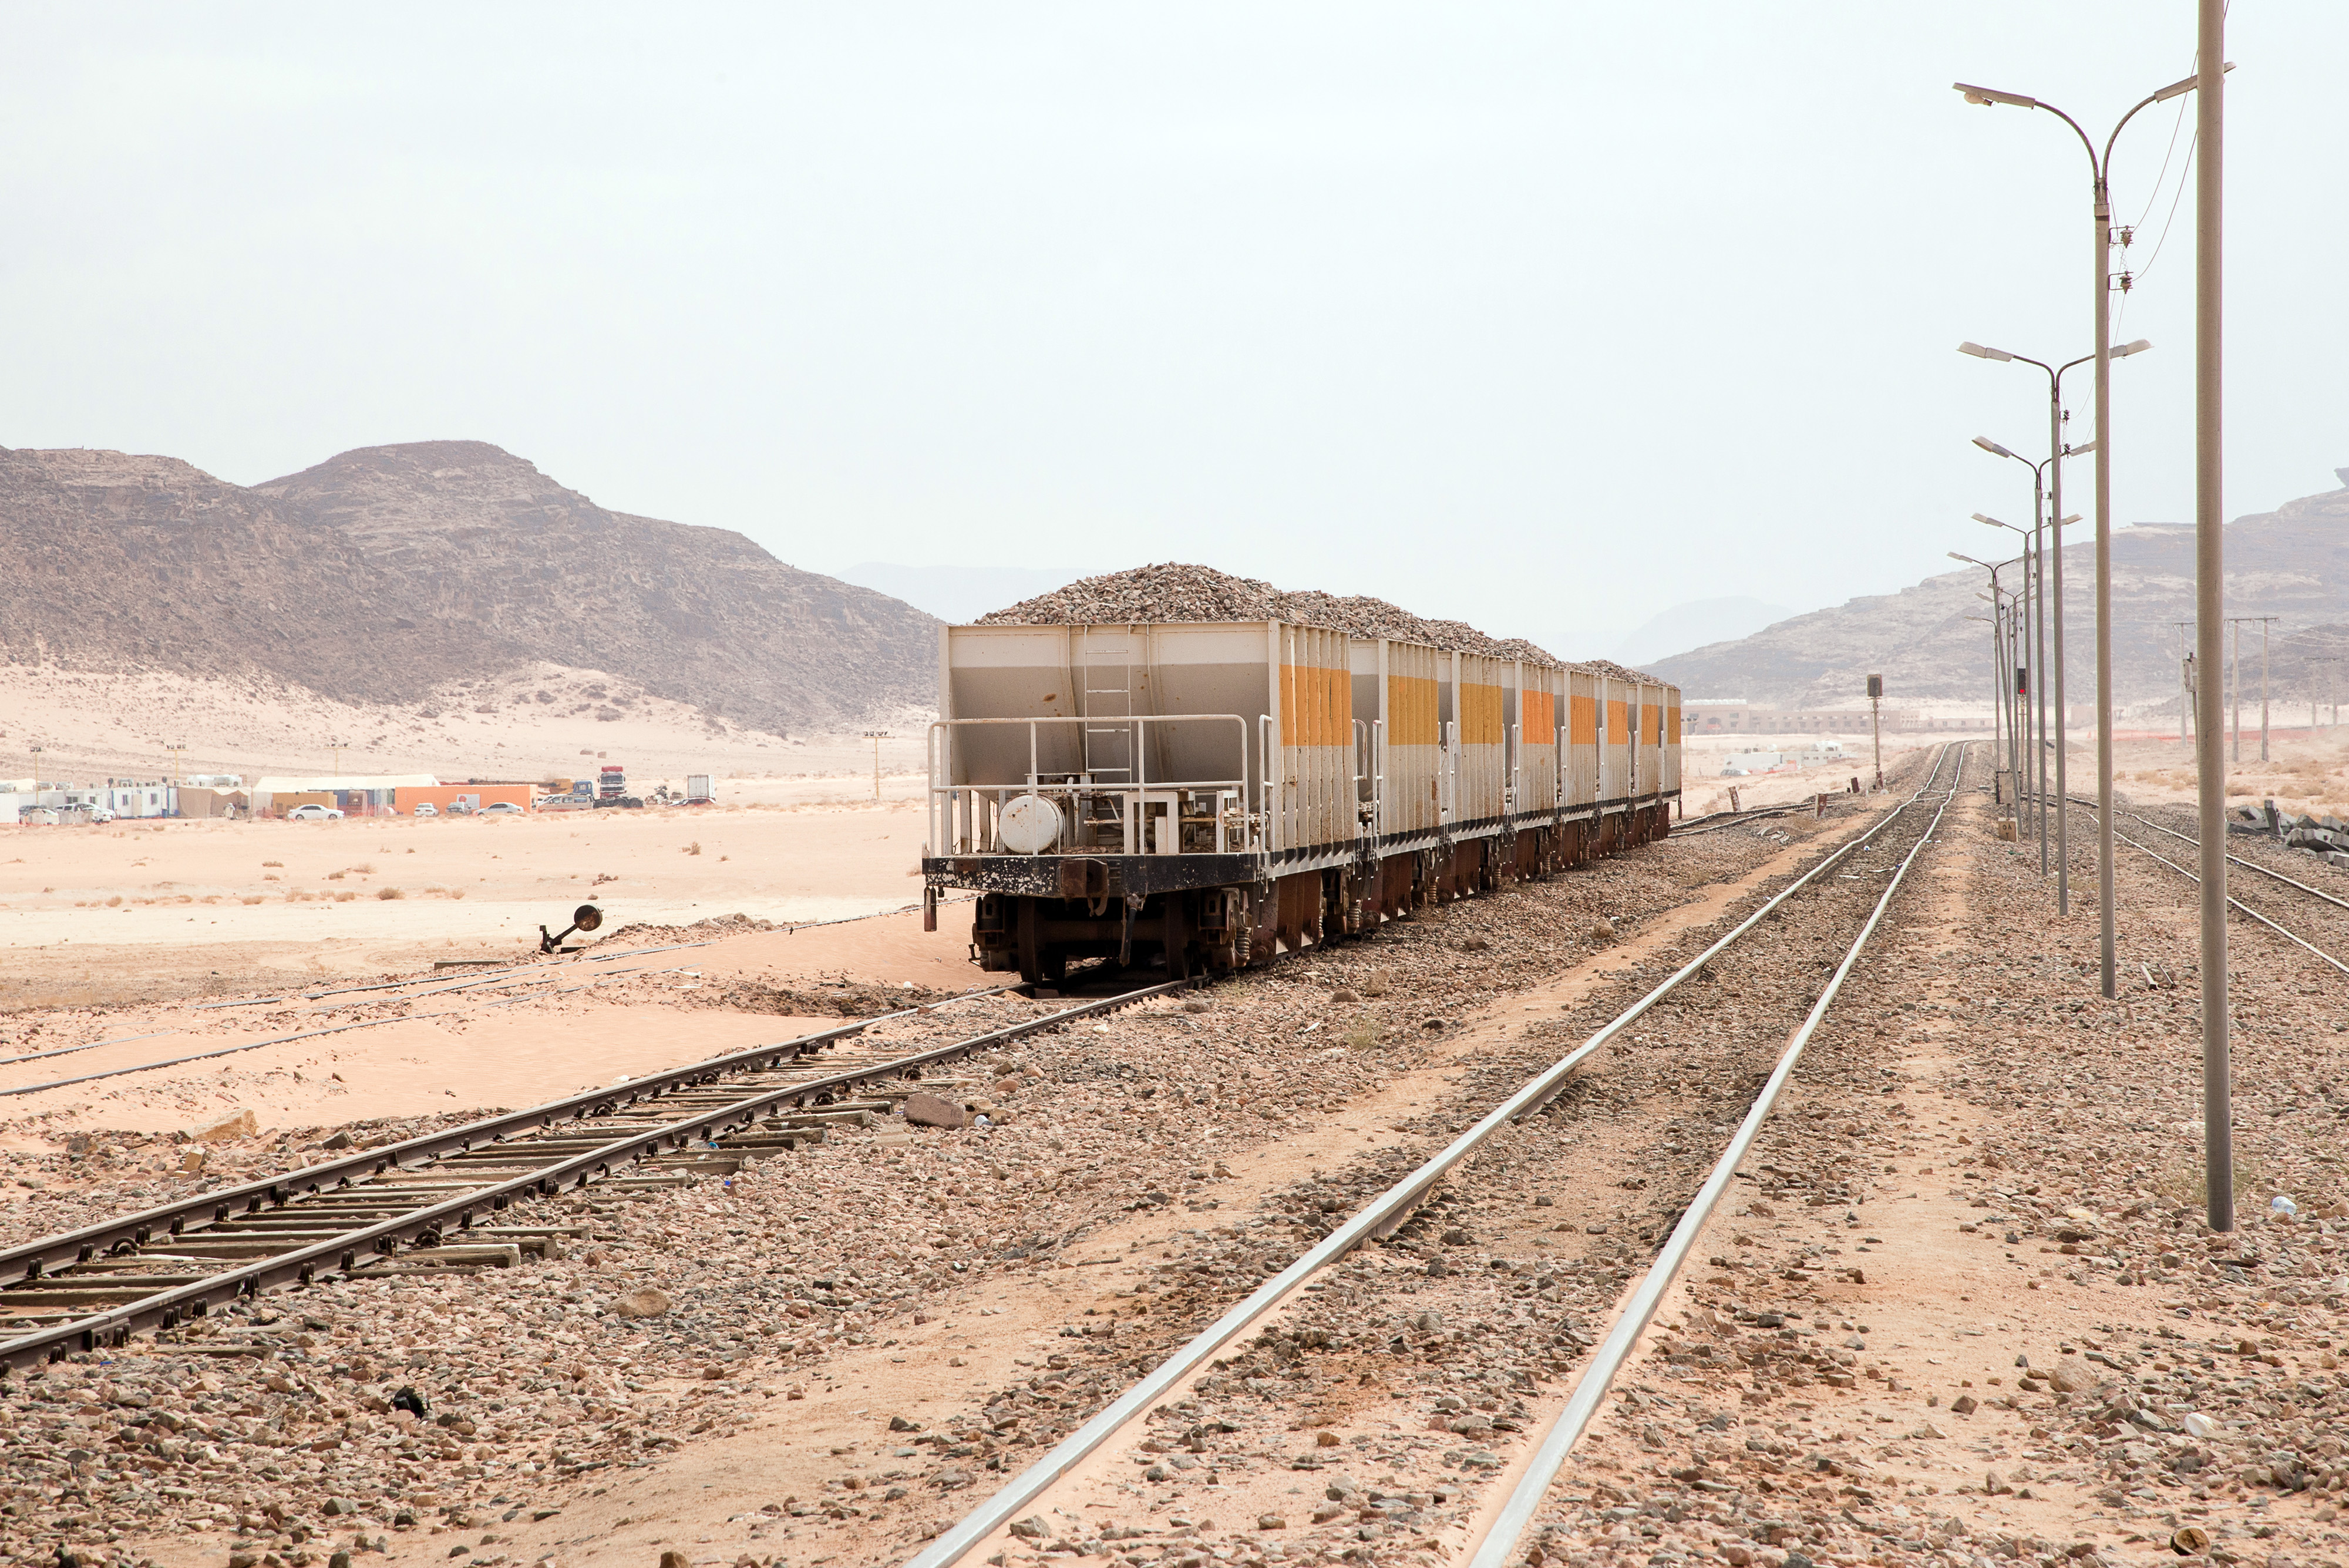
[0, 982, 1184, 1367]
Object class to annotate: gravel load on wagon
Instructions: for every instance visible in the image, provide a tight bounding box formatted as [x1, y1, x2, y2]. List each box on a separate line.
[980, 561, 1652, 674]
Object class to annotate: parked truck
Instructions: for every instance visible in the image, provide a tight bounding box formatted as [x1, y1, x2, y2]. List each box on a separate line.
[594, 763, 642, 809]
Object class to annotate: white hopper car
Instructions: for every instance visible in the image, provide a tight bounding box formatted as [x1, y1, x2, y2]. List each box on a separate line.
[920, 621, 1680, 982]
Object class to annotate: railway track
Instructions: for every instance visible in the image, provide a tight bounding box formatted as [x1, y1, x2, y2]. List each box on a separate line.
[0, 803, 1768, 1373]
[907, 741, 1971, 1568]
[2039, 795, 2349, 980]
[0, 978, 1187, 1372]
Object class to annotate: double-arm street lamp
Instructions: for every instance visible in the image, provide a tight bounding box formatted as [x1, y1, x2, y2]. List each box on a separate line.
[1971, 509, 2044, 860]
[1956, 67, 2223, 999]
[1957, 347, 2142, 922]
[1951, 552, 2025, 798]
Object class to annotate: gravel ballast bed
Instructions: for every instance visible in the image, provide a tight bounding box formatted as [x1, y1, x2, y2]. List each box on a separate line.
[2, 809, 1816, 1568]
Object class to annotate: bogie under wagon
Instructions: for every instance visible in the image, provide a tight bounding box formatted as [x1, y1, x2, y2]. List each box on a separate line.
[920, 621, 1678, 983]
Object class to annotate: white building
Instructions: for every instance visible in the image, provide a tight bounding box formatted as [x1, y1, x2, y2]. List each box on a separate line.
[102, 779, 177, 818]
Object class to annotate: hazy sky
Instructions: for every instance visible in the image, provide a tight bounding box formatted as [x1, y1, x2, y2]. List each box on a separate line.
[5, 5, 2341, 659]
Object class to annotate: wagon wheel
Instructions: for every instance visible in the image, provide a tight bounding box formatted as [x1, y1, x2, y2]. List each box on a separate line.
[1163, 895, 1194, 981]
[1015, 899, 1045, 985]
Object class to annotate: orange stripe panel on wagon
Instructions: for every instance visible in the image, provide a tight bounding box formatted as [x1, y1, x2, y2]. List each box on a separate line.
[1522, 689, 1556, 742]
[1606, 699, 1628, 743]
[1388, 675, 1439, 747]
[1279, 664, 1351, 748]
[1459, 682, 1505, 746]
[1569, 694, 1598, 745]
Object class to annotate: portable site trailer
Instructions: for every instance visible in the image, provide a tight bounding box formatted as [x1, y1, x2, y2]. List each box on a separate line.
[924, 622, 1680, 983]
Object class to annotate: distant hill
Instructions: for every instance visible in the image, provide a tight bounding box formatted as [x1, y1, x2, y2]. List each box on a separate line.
[0, 440, 938, 733]
[1640, 470, 2349, 713]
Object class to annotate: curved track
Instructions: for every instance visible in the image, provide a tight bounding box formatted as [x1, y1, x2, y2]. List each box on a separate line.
[907, 742, 1971, 1568]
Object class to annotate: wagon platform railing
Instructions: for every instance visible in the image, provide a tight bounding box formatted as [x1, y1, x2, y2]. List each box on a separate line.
[927, 715, 1252, 860]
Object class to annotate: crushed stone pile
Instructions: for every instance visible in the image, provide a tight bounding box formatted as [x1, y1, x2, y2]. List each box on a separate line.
[980, 563, 1596, 668]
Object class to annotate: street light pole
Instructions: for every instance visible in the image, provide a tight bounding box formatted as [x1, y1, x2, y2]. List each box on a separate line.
[1971, 512, 2033, 795]
[1960, 349, 2109, 912]
[1957, 70, 2217, 1001]
[1952, 552, 2022, 813]
[1971, 499, 2050, 860]
[2192, 0, 2232, 1231]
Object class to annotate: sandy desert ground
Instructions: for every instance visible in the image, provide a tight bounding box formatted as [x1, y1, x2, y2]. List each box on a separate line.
[0, 789, 952, 1012]
[0, 662, 933, 793]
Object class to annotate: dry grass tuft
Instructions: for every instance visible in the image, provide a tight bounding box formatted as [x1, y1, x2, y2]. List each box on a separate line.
[376, 886, 405, 900]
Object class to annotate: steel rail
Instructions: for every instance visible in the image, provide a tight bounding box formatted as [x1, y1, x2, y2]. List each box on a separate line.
[2036, 789, 2349, 917]
[0, 985, 1022, 1287]
[0, 1029, 180, 1068]
[2119, 809, 2349, 915]
[1, 979, 1184, 1373]
[0, 1009, 480, 1099]
[903, 744, 1962, 1568]
[1463, 741, 1970, 1568]
[2113, 830, 2349, 980]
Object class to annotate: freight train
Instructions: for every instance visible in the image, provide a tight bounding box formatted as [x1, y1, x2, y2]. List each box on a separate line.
[918, 620, 1680, 983]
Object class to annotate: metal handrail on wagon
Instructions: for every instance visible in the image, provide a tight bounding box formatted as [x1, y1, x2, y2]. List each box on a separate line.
[927, 715, 1251, 858]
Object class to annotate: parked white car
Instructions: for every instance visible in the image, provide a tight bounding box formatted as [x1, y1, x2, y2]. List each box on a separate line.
[286, 804, 344, 821]
[410, 802, 439, 818]
[480, 801, 523, 816]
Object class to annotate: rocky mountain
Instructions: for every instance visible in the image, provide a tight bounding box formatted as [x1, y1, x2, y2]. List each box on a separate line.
[1643, 470, 2349, 714]
[0, 440, 938, 733]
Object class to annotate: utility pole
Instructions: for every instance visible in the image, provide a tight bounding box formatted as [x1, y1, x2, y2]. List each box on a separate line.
[2174, 620, 2195, 742]
[2220, 617, 2276, 765]
[862, 731, 891, 802]
[2193, 0, 2232, 1233]
[1866, 674, 1884, 792]
[2230, 623, 2241, 762]
[28, 746, 42, 796]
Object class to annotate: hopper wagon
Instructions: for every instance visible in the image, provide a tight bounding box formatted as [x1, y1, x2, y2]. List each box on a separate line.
[920, 621, 1680, 983]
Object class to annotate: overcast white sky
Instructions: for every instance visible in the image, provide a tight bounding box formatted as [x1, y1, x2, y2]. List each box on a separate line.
[4, 5, 2341, 658]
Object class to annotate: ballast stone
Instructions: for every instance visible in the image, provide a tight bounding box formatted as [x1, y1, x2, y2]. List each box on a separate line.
[904, 1092, 968, 1129]
[192, 1108, 258, 1143]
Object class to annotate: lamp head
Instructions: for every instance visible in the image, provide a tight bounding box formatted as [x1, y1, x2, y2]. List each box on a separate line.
[1973, 435, 2016, 459]
[2114, 338, 2153, 358]
[1954, 82, 2038, 109]
[1958, 341, 2015, 362]
[2068, 439, 2098, 457]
